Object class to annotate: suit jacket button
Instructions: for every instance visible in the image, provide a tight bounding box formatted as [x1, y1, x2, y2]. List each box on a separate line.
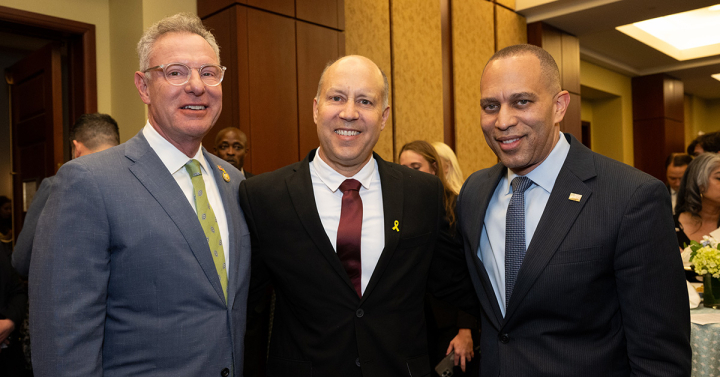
[499, 334, 510, 344]
[356, 357, 361, 367]
[220, 367, 230, 377]
[356, 309, 364, 318]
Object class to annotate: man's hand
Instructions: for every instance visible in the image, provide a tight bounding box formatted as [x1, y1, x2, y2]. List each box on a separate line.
[0, 319, 15, 353]
[446, 328, 474, 372]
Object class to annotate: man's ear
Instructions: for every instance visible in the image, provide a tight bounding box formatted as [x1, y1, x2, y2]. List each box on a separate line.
[312, 98, 319, 125]
[72, 140, 87, 159]
[553, 90, 571, 124]
[135, 71, 151, 105]
[379, 106, 390, 131]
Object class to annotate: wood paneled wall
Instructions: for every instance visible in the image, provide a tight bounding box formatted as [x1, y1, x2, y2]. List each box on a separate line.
[527, 22, 581, 140]
[452, 0, 496, 178]
[632, 74, 685, 181]
[390, 0, 445, 156]
[199, 0, 345, 174]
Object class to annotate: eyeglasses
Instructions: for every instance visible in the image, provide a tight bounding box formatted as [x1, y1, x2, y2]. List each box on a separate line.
[144, 63, 227, 87]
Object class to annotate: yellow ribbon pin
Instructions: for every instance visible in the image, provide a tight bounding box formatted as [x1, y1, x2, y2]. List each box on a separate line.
[217, 165, 231, 182]
[392, 220, 400, 232]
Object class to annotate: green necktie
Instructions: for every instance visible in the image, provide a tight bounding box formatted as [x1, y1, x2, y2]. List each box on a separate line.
[185, 159, 228, 301]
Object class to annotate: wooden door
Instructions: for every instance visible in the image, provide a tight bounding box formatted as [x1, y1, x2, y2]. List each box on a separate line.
[6, 42, 63, 240]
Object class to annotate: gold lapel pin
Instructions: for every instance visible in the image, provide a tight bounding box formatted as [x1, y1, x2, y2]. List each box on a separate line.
[392, 220, 400, 232]
[217, 165, 231, 182]
[568, 193, 582, 202]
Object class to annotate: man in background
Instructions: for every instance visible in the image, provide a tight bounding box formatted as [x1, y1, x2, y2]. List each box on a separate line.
[688, 131, 720, 156]
[665, 153, 692, 213]
[12, 113, 120, 277]
[214, 127, 253, 178]
[29, 13, 250, 376]
[458, 44, 690, 376]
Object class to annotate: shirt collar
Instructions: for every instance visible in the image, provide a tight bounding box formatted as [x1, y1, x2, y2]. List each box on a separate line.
[142, 121, 210, 175]
[506, 131, 570, 194]
[312, 148, 377, 192]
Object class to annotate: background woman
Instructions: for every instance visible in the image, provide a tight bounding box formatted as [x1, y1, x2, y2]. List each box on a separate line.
[675, 153, 720, 244]
[432, 141, 465, 195]
[675, 153, 720, 281]
[399, 140, 478, 376]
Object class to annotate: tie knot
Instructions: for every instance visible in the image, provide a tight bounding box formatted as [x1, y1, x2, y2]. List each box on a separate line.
[339, 179, 362, 193]
[185, 159, 203, 177]
[511, 176, 533, 194]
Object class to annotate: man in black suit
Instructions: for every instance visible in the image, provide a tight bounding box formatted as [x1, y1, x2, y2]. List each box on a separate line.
[12, 113, 120, 277]
[457, 44, 691, 376]
[239, 55, 476, 377]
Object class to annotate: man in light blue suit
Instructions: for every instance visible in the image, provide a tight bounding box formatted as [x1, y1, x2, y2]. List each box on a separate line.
[29, 13, 250, 377]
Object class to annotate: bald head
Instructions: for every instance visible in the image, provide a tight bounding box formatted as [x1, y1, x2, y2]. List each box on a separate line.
[315, 55, 390, 109]
[483, 44, 561, 94]
[312, 54, 390, 177]
[214, 127, 248, 170]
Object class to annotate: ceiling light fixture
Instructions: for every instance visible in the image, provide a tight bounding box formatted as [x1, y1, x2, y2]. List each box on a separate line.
[617, 5, 720, 61]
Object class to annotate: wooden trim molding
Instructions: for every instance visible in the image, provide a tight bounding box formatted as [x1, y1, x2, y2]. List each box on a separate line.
[0, 4, 98, 121]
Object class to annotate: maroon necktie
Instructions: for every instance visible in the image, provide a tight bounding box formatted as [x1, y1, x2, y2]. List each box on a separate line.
[337, 179, 363, 297]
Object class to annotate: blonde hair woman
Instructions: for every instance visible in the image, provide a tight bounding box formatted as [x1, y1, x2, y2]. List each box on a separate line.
[432, 142, 464, 195]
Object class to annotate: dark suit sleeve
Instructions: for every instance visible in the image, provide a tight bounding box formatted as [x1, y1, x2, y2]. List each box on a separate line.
[614, 179, 691, 375]
[427, 179, 480, 318]
[12, 177, 53, 277]
[239, 180, 272, 298]
[29, 163, 109, 377]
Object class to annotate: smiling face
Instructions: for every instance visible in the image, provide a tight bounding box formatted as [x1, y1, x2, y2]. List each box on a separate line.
[313, 56, 390, 177]
[134, 32, 222, 156]
[480, 53, 569, 176]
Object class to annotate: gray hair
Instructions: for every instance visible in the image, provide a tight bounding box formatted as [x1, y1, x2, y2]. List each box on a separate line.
[315, 56, 390, 109]
[676, 152, 720, 220]
[483, 44, 561, 93]
[137, 13, 220, 73]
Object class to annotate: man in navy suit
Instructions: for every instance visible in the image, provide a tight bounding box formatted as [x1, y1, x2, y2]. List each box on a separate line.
[457, 44, 691, 376]
[29, 13, 250, 377]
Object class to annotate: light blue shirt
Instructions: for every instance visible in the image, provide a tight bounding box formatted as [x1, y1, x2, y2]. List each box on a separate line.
[478, 132, 570, 316]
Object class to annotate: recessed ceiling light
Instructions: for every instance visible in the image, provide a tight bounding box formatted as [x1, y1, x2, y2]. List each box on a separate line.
[617, 5, 720, 61]
[712, 73, 720, 82]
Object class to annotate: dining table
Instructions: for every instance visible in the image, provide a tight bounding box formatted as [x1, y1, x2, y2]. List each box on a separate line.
[691, 306, 720, 376]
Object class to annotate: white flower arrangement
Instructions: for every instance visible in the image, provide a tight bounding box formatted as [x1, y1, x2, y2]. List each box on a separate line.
[682, 236, 720, 278]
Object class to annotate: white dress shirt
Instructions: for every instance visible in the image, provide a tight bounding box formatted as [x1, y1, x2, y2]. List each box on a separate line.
[309, 149, 385, 295]
[478, 132, 570, 315]
[671, 188, 678, 214]
[143, 122, 230, 277]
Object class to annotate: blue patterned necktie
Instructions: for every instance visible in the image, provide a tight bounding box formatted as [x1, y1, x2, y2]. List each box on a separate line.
[185, 159, 228, 301]
[506, 176, 533, 308]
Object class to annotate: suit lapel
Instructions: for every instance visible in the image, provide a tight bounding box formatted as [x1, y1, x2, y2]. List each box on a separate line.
[360, 154, 402, 302]
[286, 151, 359, 294]
[125, 134, 227, 304]
[465, 164, 505, 328]
[504, 135, 595, 324]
